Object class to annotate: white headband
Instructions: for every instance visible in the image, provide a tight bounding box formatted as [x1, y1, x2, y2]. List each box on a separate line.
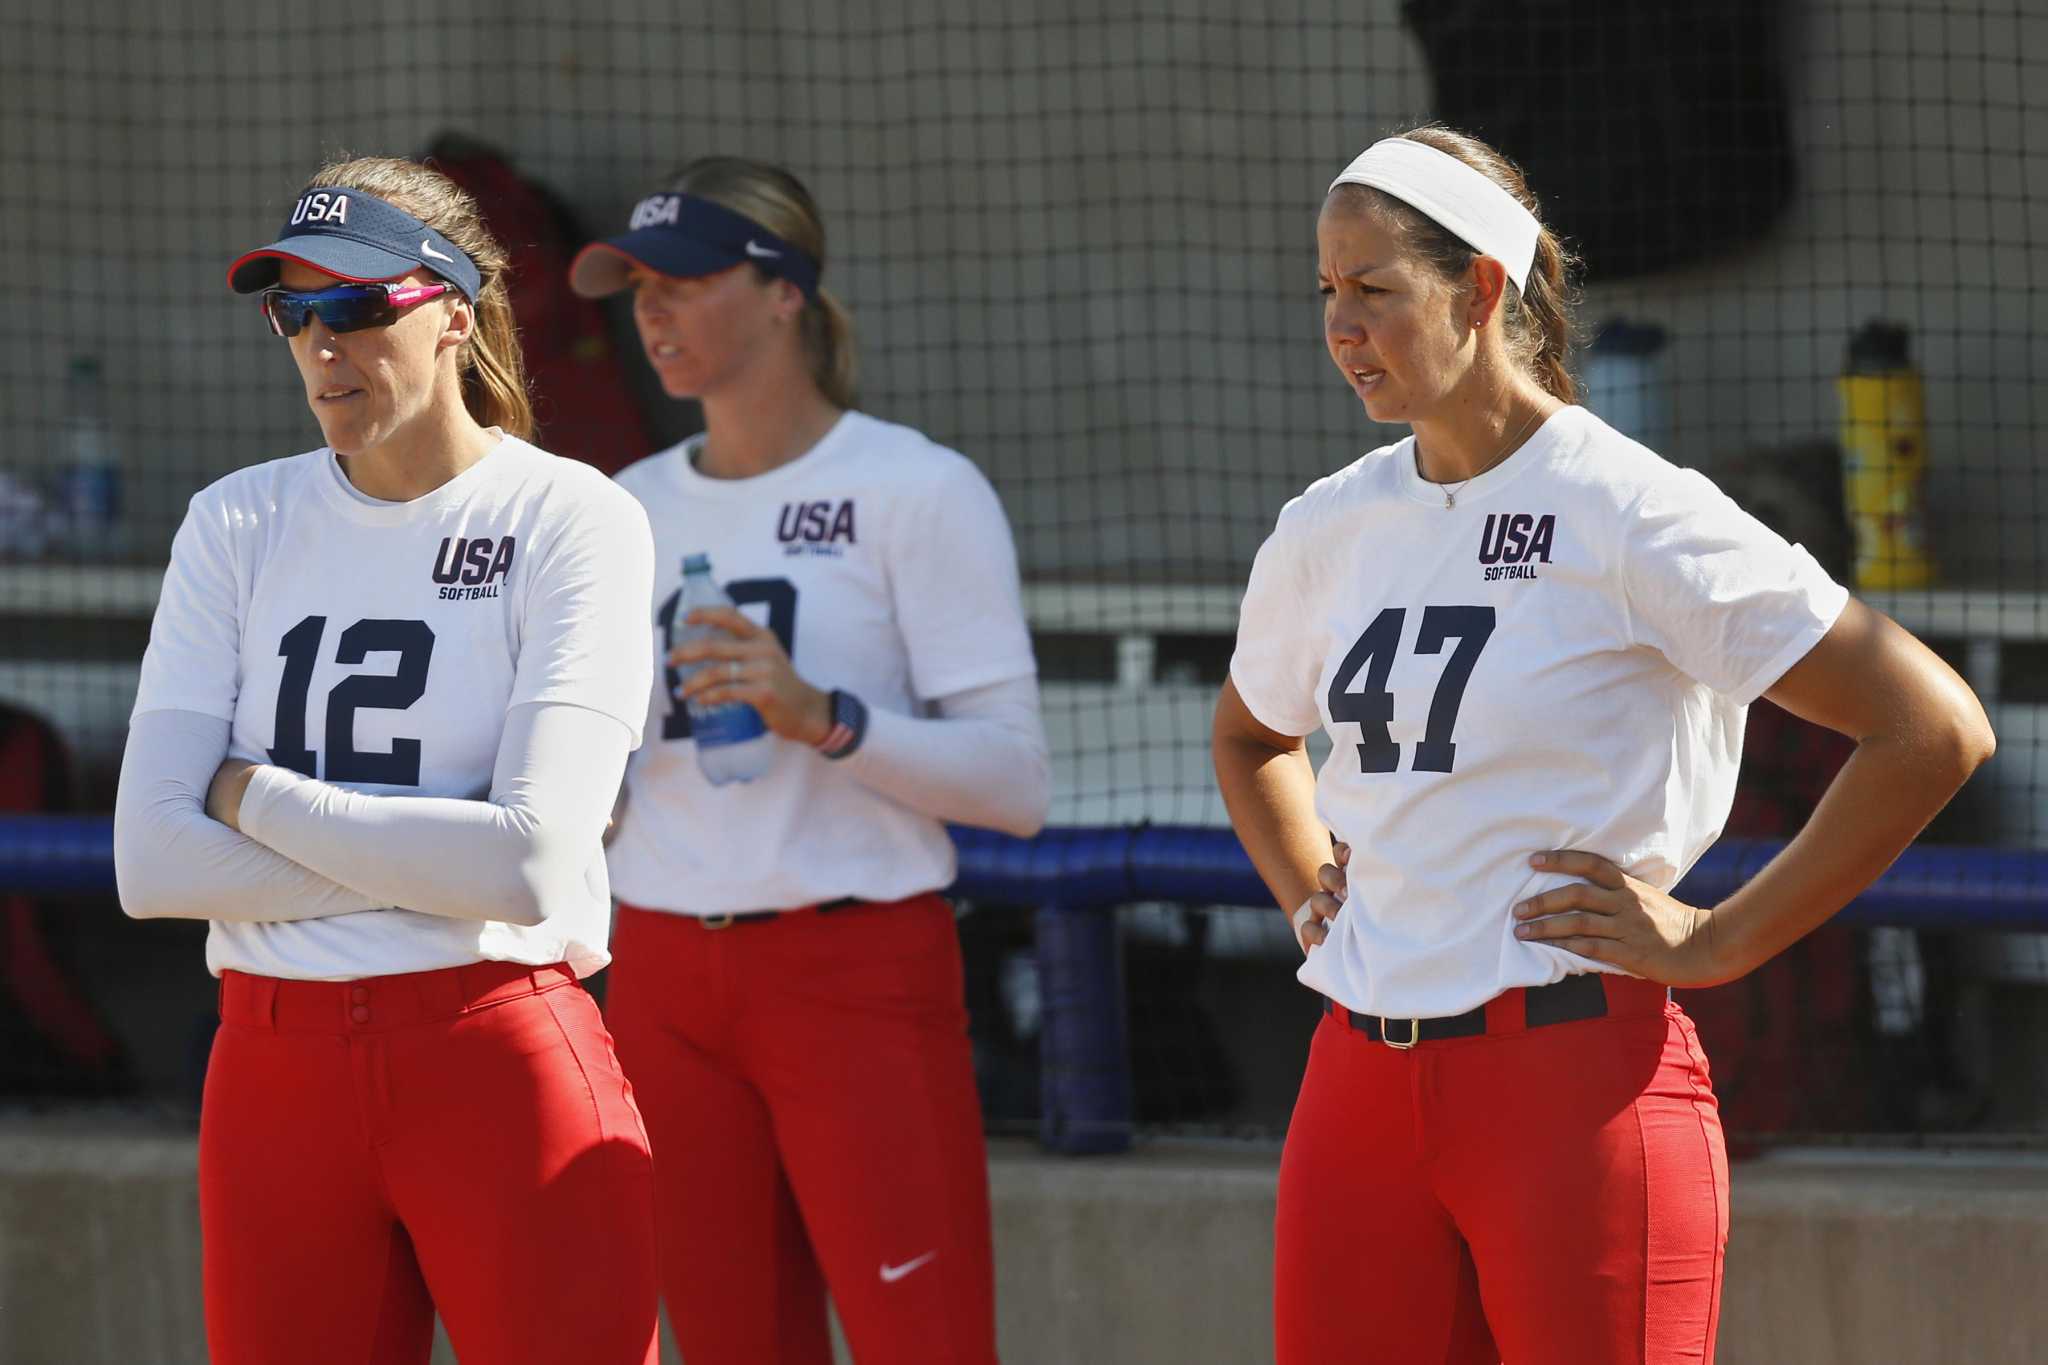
[1328, 138, 1540, 294]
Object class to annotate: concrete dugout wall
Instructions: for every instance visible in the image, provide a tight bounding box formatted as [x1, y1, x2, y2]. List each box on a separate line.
[4, 1128, 2043, 1364]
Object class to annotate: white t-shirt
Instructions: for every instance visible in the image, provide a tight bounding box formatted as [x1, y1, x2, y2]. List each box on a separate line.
[132, 436, 654, 980]
[1230, 406, 1848, 1019]
[606, 410, 1037, 915]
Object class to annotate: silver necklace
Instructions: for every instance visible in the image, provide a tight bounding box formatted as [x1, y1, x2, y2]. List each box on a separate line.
[1434, 406, 1545, 510]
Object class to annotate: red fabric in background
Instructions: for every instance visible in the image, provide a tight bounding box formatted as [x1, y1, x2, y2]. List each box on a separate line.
[427, 137, 655, 475]
[0, 705, 124, 1082]
[1676, 700, 1868, 1145]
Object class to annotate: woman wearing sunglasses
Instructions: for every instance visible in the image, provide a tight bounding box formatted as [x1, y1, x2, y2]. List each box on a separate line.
[113, 157, 660, 1365]
[569, 157, 1048, 1364]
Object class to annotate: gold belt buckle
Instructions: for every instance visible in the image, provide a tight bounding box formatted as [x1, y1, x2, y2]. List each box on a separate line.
[701, 914, 736, 931]
[1382, 1017, 1421, 1050]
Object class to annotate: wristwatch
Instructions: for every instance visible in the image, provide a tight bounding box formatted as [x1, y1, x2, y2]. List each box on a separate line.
[814, 688, 869, 760]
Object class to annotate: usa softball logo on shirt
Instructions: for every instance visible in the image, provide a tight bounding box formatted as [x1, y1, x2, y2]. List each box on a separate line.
[778, 499, 858, 558]
[433, 535, 517, 600]
[1478, 512, 1555, 581]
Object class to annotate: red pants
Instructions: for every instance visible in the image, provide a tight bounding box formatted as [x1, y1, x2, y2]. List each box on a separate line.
[1275, 977, 1727, 1365]
[606, 897, 999, 1365]
[201, 962, 659, 1365]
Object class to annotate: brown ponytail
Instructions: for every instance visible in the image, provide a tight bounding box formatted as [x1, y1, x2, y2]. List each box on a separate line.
[667, 156, 858, 409]
[1513, 218, 1578, 404]
[1338, 124, 1581, 403]
[305, 156, 535, 439]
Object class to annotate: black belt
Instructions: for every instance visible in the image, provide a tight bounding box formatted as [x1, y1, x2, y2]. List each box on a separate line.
[1324, 972, 1615, 1048]
[696, 896, 865, 930]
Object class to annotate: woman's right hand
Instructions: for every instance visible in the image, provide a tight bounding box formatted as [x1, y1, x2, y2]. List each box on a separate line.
[1293, 840, 1350, 954]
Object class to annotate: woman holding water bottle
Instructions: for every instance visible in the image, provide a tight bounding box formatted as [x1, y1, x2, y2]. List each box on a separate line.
[570, 156, 1049, 1365]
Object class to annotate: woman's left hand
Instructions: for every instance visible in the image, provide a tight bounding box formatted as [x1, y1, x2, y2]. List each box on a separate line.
[668, 606, 832, 745]
[206, 759, 260, 833]
[1511, 849, 1735, 988]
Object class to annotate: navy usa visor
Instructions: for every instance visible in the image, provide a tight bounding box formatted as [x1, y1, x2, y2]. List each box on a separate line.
[568, 193, 820, 300]
[226, 187, 482, 301]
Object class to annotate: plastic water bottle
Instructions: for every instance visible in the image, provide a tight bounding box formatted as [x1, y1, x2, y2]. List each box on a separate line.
[1581, 319, 1672, 454]
[673, 554, 776, 785]
[58, 356, 125, 559]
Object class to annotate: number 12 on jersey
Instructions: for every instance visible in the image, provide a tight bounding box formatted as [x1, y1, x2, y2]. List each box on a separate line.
[1327, 605, 1496, 774]
[269, 615, 436, 784]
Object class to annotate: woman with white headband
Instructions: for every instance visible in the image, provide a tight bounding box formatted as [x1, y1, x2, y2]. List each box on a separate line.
[1212, 125, 1993, 1363]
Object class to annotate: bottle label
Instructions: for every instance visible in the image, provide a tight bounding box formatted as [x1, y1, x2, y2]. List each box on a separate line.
[692, 703, 767, 747]
[1837, 372, 1935, 589]
[61, 464, 121, 526]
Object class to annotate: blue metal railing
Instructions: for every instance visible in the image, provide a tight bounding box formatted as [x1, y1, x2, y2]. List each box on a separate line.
[8, 815, 2048, 1152]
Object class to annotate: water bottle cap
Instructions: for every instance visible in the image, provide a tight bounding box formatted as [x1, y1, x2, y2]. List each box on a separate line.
[1588, 318, 1668, 357]
[1846, 320, 1911, 374]
[680, 553, 712, 575]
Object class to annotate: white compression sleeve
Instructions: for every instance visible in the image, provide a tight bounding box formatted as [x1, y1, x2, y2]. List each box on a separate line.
[237, 701, 630, 927]
[837, 675, 1050, 838]
[114, 709, 385, 923]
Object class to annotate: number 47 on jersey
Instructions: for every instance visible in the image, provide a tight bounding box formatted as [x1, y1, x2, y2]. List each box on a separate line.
[1327, 605, 1495, 775]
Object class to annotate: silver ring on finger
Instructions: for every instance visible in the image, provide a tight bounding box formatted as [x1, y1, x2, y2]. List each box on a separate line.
[727, 660, 742, 682]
